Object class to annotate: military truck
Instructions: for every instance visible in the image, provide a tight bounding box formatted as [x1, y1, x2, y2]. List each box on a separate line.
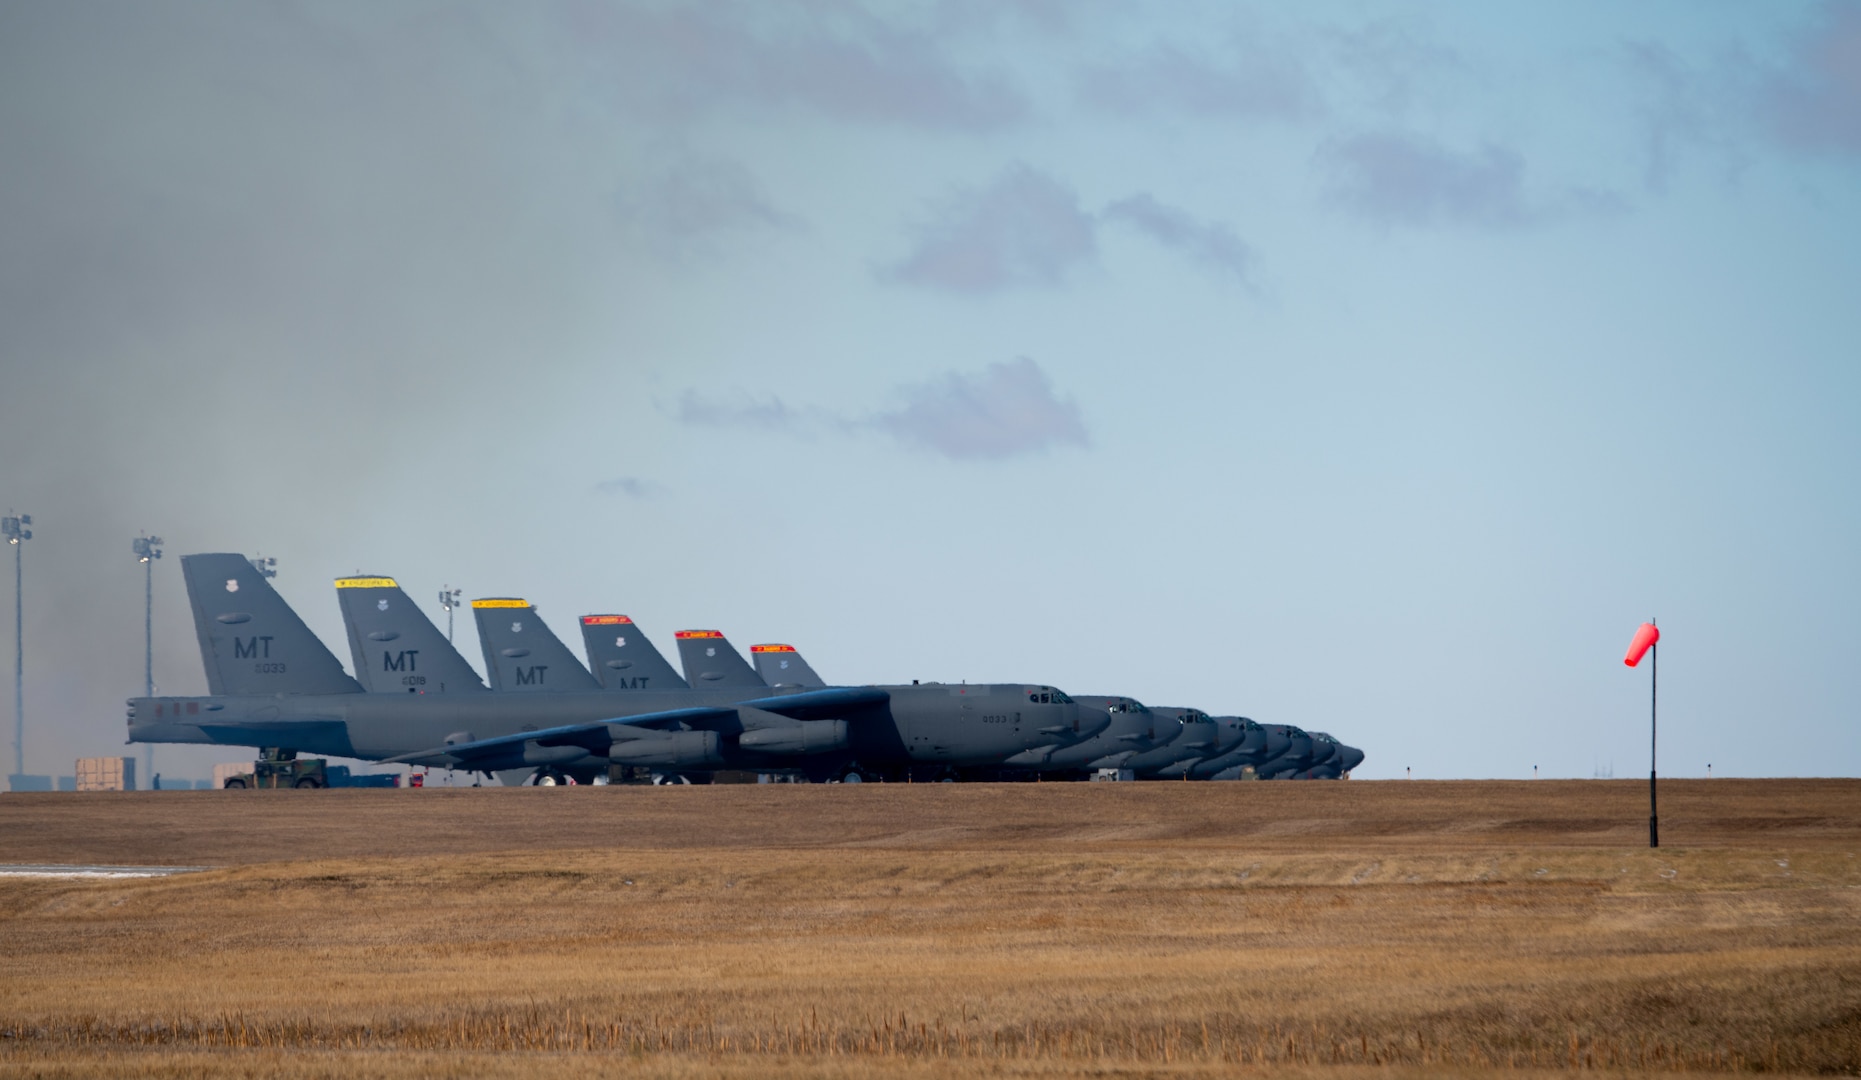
[221, 749, 400, 789]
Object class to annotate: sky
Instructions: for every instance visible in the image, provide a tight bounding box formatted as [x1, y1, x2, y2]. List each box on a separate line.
[1, 0, 1857, 783]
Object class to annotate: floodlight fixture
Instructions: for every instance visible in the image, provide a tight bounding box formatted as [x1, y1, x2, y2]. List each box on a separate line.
[133, 534, 163, 563]
[439, 585, 464, 643]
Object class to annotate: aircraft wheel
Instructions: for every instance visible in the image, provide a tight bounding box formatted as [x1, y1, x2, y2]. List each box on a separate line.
[536, 772, 559, 786]
[223, 778, 247, 790]
[294, 777, 321, 789]
[651, 773, 692, 786]
[839, 766, 867, 784]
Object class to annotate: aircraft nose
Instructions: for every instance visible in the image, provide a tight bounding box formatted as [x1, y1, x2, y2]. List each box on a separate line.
[1341, 745, 1365, 772]
[1265, 730, 1291, 757]
[1074, 704, 1110, 739]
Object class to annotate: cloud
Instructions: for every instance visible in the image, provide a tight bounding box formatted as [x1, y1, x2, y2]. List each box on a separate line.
[1317, 133, 1530, 227]
[618, 155, 799, 262]
[1325, 17, 1469, 117]
[1618, 5, 1860, 191]
[1101, 194, 1256, 284]
[564, 3, 1028, 131]
[675, 389, 808, 431]
[881, 166, 1098, 293]
[1760, 2, 1861, 156]
[1315, 132, 1627, 229]
[874, 357, 1089, 460]
[675, 358, 1089, 462]
[1620, 42, 1752, 194]
[592, 476, 664, 499]
[1075, 40, 1319, 122]
[881, 166, 1259, 292]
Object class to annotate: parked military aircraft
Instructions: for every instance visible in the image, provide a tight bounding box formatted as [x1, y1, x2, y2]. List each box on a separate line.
[335, 576, 487, 694]
[471, 598, 602, 693]
[580, 615, 688, 690]
[1118, 707, 1217, 778]
[1001, 696, 1169, 773]
[751, 644, 824, 688]
[337, 582, 831, 780]
[1187, 717, 1288, 779]
[674, 630, 764, 689]
[130, 553, 1107, 785]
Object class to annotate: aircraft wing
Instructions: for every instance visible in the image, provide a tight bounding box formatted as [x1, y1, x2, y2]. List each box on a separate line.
[195, 719, 352, 748]
[378, 706, 737, 768]
[377, 688, 891, 769]
[734, 686, 890, 721]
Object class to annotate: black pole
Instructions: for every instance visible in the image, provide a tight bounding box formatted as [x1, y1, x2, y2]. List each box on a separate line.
[12, 539, 21, 783]
[1649, 633, 1658, 848]
[144, 555, 154, 784]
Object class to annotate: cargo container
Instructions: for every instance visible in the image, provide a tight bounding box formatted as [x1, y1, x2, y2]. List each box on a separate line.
[75, 757, 137, 792]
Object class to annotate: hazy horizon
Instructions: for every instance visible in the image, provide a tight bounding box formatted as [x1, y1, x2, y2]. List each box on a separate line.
[3, 1, 1856, 783]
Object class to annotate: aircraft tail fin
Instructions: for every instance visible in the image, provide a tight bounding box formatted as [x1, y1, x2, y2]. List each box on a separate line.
[750, 644, 825, 688]
[334, 576, 487, 693]
[579, 615, 689, 690]
[181, 553, 362, 696]
[675, 630, 766, 688]
[472, 599, 602, 692]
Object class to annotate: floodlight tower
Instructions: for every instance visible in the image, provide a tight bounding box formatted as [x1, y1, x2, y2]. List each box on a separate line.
[250, 555, 277, 580]
[3, 512, 31, 784]
[438, 586, 463, 643]
[133, 534, 163, 781]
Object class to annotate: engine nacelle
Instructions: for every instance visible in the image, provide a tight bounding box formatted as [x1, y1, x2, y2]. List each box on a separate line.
[606, 729, 723, 768]
[737, 719, 849, 755]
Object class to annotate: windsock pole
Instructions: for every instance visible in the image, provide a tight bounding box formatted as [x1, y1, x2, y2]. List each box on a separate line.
[1623, 619, 1662, 848]
[1649, 622, 1657, 849]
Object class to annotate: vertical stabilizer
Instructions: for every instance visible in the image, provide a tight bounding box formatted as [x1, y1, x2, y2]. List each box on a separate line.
[334, 577, 487, 693]
[579, 615, 689, 690]
[181, 553, 362, 696]
[472, 599, 601, 692]
[750, 644, 825, 688]
[675, 630, 766, 688]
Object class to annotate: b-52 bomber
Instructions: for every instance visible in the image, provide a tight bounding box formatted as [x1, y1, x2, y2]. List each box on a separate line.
[332, 575, 830, 780]
[128, 554, 1109, 785]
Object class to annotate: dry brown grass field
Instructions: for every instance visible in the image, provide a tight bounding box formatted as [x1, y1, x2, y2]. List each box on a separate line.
[1, 778, 1857, 1078]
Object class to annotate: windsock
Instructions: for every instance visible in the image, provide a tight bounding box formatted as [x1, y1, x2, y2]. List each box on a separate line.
[1623, 622, 1660, 667]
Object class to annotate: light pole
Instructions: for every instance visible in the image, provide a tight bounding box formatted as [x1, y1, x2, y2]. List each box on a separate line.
[4, 512, 31, 786]
[133, 534, 163, 784]
[438, 586, 463, 643]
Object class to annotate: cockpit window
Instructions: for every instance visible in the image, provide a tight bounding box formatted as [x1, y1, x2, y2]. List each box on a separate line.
[1051, 690, 1074, 705]
[1029, 691, 1049, 704]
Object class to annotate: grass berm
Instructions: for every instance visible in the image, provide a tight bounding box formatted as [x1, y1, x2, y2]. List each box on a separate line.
[1, 778, 1857, 1077]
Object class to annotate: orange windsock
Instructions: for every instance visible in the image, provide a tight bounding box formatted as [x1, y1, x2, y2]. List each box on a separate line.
[1623, 622, 1660, 667]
